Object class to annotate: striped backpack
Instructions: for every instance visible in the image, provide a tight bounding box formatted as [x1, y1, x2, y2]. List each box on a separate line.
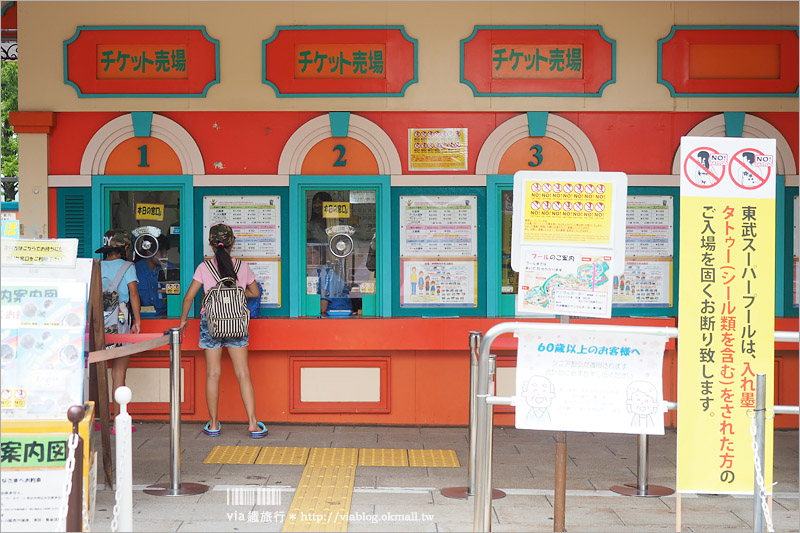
[202, 259, 250, 338]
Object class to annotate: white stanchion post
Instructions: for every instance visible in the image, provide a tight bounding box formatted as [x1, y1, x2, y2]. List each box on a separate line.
[114, 387, 133, 533]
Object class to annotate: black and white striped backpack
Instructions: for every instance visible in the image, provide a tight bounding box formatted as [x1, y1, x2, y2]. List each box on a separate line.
[202, 259, 250, 338]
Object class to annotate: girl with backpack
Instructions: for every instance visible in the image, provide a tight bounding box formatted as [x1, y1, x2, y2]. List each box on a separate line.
[179, 223, 268, 438]
[96, 228, 142, 431]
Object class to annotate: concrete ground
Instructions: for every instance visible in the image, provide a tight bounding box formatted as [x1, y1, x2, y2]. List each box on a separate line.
[89, 423, 799, 532]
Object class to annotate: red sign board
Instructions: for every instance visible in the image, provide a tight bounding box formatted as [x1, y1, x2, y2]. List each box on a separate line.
[64, 26, 219, 97]
[263, 26, 417, 97]
[658, 27, 798, 96]
[461, 26, 614, 96]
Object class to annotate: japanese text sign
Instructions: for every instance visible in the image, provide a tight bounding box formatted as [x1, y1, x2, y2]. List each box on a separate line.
[408, 129, 468, 171]
[295, 44, 385, 79]
[511, 171, 627, 318]
[515, 329, 667, 434]
[263, 26, 417, 97]
[64, 26, 219, 97]
[492, 44, 583, 79]
[0, 239, 78, 268]
[677, 136, 776, 494]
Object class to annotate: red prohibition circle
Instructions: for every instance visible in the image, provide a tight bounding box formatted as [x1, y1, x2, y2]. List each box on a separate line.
[728, 148, 771, 190]
[683, 146, 725, 188]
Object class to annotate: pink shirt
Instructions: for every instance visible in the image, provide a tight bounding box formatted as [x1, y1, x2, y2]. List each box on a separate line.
[193, 258, 256, 313]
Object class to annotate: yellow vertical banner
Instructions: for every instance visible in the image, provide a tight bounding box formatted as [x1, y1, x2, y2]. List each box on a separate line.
[677, 137, 776, 494]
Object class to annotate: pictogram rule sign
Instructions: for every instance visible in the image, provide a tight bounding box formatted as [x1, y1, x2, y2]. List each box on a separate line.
[728, 148, 772, 190]
[683, 146, 726, 188]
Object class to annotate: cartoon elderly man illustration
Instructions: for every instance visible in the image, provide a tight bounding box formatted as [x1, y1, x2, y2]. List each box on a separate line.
[522, 374, 556, 422]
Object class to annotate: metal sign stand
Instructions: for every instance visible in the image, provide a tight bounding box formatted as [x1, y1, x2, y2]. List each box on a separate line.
[441, 331, 505, 501]
[144, 328, 209, 497]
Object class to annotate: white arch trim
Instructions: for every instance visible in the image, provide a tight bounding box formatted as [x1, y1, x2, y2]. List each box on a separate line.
[671, 113, 797, 176]
[278, 113, 402, 175]
[476, 113, 599, 174]
[80, 113, 205, 175]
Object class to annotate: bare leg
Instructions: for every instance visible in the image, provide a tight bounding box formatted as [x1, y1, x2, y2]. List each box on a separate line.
[227, 346, 259, 431]
[110, 355, 130, 417]
[204, 347, 223, 431]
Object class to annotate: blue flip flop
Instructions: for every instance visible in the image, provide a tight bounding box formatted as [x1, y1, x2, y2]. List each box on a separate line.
[203, 421, 221, 437]
[250, 422, 268, 439]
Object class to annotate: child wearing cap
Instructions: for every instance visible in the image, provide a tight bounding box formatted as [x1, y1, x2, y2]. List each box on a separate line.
[179, 223, 268, 439]
[96, 228, 142, 428]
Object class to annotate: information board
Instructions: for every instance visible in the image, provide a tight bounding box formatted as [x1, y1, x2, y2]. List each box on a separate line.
[511, 171, 628, 317]
[514, 329, 667, 434]
[0, 244, 90, 421]
[677, 136, 776, 495]
[202, 196, 281, 308]
[612, 195, 674, 308]
[399, 195, 478, 308]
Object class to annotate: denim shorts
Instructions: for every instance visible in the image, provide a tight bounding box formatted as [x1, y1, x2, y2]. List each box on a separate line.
[198, 315, 249, 350]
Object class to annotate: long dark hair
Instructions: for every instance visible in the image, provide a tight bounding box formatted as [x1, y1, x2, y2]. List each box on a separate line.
[214, 243, 238, 281]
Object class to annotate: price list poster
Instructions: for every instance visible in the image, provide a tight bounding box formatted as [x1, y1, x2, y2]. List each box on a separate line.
[203, 196, 282, 308]
[399, 195, 477, 307]
[677, 136, 776, 494]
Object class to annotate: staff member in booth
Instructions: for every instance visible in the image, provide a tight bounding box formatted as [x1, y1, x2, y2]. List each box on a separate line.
[307, 244, 352, 316]
[135, 235, 175, 316]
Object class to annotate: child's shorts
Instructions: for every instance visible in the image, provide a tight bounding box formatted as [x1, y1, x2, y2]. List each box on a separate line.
[198, 315, 249, 350]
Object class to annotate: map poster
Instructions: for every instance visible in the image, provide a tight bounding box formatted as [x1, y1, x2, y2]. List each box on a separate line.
[515, 329, 667, 434]
[517, 247, 613, 318]
[400, 258, 477, 307]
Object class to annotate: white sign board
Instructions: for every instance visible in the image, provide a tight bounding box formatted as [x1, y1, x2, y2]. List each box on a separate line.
[515, 329, 667, 435]
[511, 171, 627, 317]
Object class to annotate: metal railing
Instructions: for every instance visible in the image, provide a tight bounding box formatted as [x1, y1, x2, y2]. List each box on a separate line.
[470, 323, 799, 533]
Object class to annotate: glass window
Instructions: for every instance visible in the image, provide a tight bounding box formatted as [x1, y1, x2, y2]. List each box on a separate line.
[501, 190, 518, 297]
[305, 189, 376, 317]
[109, 190, 181, 317]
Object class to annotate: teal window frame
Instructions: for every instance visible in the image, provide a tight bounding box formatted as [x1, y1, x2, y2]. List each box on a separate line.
[612, 186, 679, 317]
[289, 175, 391, 318]
[91, 175, 195, 315]
[391, 186, 486, 317]
[781, 182, 797, 317]
[193, 186, 289, 317]
[487, 176, 680, 317]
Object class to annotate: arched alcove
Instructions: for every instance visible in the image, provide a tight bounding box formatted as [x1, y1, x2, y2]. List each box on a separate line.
[278, 113, 402, 175]
[80, 113, 205, 175]
[476, 113, 599, 174]
[670, 113, 797, 176]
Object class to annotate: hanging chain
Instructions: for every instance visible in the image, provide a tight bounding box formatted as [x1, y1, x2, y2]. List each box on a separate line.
[54, 433, 79, 532]
[749, 411, 775, 532]
[82, 485, 91, 532]
[110, 419, 130, 532]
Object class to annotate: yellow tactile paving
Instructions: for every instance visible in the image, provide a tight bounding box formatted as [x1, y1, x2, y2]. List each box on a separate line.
[306, 447, 358, 467]
[203, 445, 261, 464]
[255, 446, 310, 465]
[407, 448, 461, 468]
[358, 448, 409, 467]
[281, 465, 355, 532]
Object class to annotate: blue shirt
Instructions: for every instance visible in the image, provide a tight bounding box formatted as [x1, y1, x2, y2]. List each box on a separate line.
[316, 267, 352, 312]
[101, 259, 138, 303]
[135, 260, 175, 315]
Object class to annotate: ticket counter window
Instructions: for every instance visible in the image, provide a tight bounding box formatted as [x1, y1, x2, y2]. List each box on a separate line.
[109, 190, 181, 317]
[305, 189, 377, 317]
[501, 190, 518, 297]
